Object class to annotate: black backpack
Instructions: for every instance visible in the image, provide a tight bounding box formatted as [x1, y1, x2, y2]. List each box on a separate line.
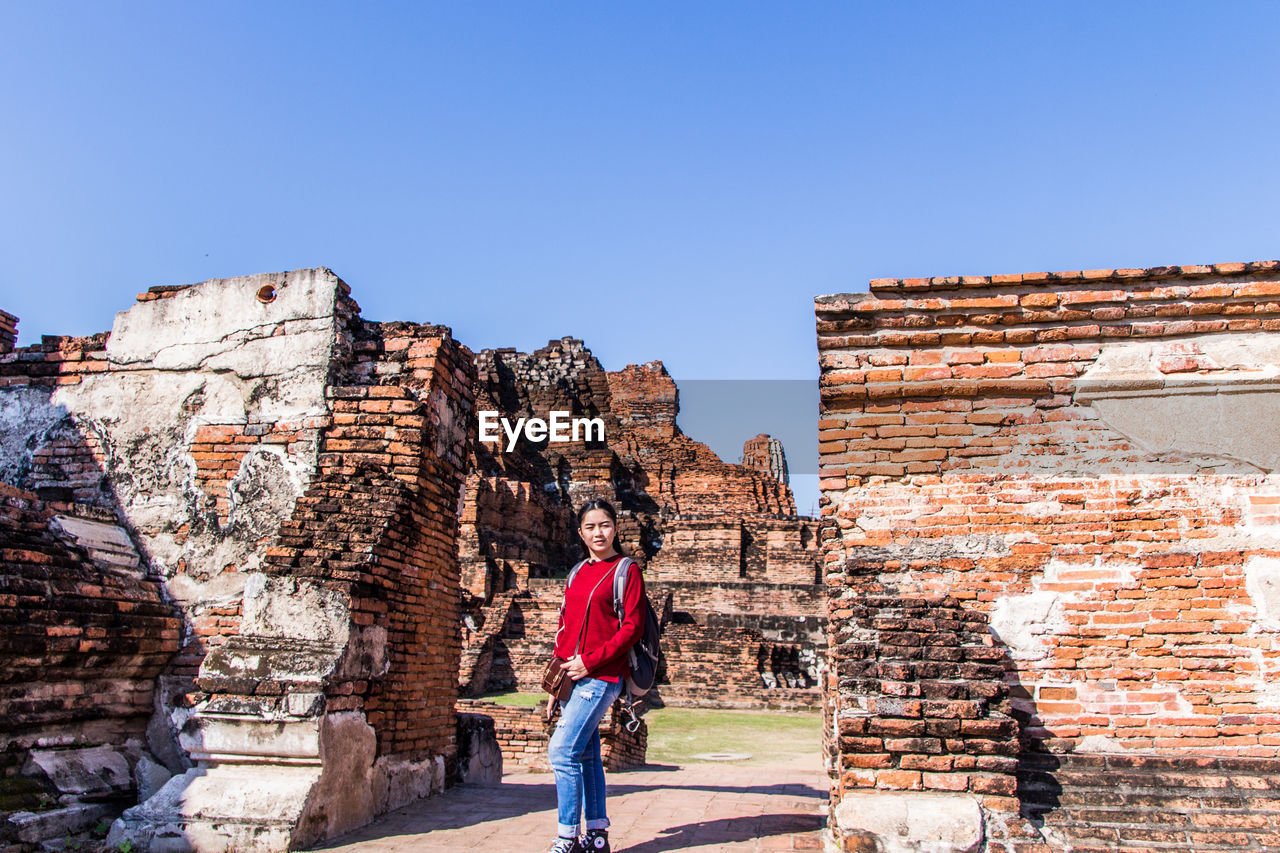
[566, 555, 663, 709]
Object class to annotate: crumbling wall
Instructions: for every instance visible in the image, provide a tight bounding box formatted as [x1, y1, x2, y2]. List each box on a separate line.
[0, 271, 476, 852]
[647, 516, 820, 585]
[455, 699, 646, 772]
[0, 311, 16, 355]
[459, 338, 823, 710]
[817, 261, 1280, 852]
[0, 482, 181, 849]
[459, 475, 568, 599]
[743, 432, 790, 486]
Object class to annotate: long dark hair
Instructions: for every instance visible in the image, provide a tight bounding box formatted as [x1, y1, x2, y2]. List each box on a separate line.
[576, 498, 623, 558]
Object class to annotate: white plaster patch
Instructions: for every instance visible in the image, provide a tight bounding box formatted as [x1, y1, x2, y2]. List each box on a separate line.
[989, 590, 1064, 661]
[1075, 334, 1280, 472]
[1244, 555, 1280, 629]
[225, 447, 306, 539]
[834, 791, 984, 853]
[1242, 554, 1280, 708]
[240, 574, 350, 646]
[0, 386, 68, 487]
[1075, 734, 1132, 754]
[989, 557, 1140, 661]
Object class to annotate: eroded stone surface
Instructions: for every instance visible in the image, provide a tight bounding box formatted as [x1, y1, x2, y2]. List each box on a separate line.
[818, 263, 1280, 852]
[24, 745, 131, 799]
[459, 339, 823, 710]
[835, 791, 983, 853]
[2, 271, 476, 851]
[1077, 335, 1280, 472]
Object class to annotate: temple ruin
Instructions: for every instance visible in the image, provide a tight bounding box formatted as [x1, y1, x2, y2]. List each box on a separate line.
[7, 258, 1278, 853]
[817, 261, 1280, 852]
[456, 338, 823, 713]
[0, 270, 821, 851]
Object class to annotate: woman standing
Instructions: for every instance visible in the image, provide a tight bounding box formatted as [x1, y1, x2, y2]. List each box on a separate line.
[546, 498, 646, 853]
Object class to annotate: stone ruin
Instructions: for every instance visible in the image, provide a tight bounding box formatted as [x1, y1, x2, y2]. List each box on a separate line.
[14, 258, 1277, 853]
[817, 261, 1280, 852]
[0, 271, 474, 850]
[455, 337, 823, 712]
[0, 269, 822, 851]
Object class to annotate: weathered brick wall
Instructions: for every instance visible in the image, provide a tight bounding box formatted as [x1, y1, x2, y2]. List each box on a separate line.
[742, 433, 790, 486]
[0, 482, 181, 842]
[0, 332, 112, 508]
[656, 623, 819, 710]
[459, 338, 825, 712]
[459, 474, 568, 599]
[655, 579, 825, 623]
[823, 593, 1017, 799]
[1000, 753, 1280, 852]
[0, 310, 17, 355]
[647, 517, 819, 585]
[186, 313, 476, 840]
[455, 699, 647, 771]
[331, 323, 474, 760]
[817, 261, 1280, 851]
[647, 518, 746, 583]
[0, 485, 180, 729]
[0, 271, 480, 851]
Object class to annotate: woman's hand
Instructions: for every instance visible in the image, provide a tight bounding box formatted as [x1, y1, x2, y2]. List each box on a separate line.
[564, 654, 588, 681]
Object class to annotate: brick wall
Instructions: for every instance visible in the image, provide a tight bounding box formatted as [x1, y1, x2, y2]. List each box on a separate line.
[0, 310, 16, 355]
[0, 482, 181, 839]
[0, 486, 180, 729]
[742, 433, 790, 486]
[817, 261, 1280, 850]
[230, 319, 476, 762]
[0, 271, 479, 849]
[455, 699, 647, 771]
[459, 474, 569, 599]
[1001, 753, 1280, 852]
[459, 338, 825, 712]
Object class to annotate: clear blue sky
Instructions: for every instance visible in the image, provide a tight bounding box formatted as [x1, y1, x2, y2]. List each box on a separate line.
[2, 2, 1278, 515]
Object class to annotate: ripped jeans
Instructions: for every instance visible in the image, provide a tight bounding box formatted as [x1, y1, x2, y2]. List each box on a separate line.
[547, 676, 624, 838]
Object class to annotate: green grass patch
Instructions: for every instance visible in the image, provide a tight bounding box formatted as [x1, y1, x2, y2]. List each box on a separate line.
[478, 691, 544, 708]
[642, 706, 822, 765]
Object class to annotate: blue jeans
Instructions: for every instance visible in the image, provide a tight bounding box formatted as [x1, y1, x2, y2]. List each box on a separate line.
[548, 676, 623, 837]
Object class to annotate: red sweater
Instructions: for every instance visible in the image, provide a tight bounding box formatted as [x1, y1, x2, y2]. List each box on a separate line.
[554, 554, 646, 682]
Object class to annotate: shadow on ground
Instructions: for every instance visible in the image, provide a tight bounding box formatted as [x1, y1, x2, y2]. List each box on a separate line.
[310, 771, 827, 849]
[618, 813, 825, 853]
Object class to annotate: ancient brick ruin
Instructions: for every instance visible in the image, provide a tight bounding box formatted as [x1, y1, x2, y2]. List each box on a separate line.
[456, 699, 646, 773]
[455, 338, 823, 711]
[1, 271, 475, 850]
[1, 270, 824, 851]
[17, 256, 1278, 852]
[817, 261, 1280, 852]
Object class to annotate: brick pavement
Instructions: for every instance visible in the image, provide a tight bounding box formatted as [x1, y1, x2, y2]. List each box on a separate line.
[316, 755, 828, 852]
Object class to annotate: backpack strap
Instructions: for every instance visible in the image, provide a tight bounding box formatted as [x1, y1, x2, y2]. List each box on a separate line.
[566, 558, 588, 588]
[611, 557, 634, 623]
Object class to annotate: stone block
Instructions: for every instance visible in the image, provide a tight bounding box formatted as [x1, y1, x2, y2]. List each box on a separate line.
[834, 791, 983, 853]
[8, 803, 114, 844]
[24, 745, 131, 800]
[456, 712, 503, 785]
[134, 754, 173, 804]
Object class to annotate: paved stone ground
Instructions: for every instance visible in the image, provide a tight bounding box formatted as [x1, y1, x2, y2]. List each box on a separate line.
[316, 755, 828, 852]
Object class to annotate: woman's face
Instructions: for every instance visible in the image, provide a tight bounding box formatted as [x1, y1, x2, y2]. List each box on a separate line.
[578, 508, 617, 558]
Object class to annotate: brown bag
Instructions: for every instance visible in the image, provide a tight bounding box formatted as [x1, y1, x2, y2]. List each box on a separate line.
[541, 655, 574, 702]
